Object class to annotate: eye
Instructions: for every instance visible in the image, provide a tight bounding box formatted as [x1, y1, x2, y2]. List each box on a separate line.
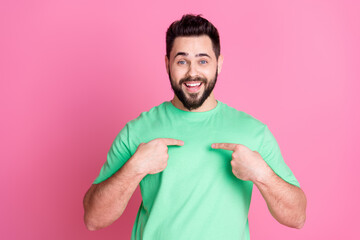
[199, 60, 208, 64]
[177, 60, 186, 65]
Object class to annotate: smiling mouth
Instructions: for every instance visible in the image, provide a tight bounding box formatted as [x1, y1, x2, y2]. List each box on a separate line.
[183, 81, 203, 93]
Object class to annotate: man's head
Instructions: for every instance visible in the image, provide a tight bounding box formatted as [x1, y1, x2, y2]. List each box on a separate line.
[165, 14, 223, 111]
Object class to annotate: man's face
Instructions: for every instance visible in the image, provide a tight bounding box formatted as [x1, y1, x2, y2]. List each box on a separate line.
[166, 35, 223, 111]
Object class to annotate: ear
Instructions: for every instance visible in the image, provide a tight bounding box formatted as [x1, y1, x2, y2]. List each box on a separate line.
[165, 55, 169, 74]
[217, 54, 224, 74]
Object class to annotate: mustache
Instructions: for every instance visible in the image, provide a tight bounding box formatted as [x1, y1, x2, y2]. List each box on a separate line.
[179, 76, 207, 85]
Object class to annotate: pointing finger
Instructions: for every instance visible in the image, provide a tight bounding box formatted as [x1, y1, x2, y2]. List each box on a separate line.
[160, 138, 184, 146]
[211, 143, 238, 151]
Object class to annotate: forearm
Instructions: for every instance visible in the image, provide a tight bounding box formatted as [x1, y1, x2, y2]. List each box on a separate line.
[253, 167, 307, 229]
[83, 157, 146, 231]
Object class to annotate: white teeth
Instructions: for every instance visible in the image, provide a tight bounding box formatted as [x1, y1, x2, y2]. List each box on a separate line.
[185, 83, 201, 87]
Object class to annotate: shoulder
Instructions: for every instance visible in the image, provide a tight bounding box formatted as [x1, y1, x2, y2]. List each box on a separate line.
[219, 101, 266, 129]
[126, 101, 168, 129]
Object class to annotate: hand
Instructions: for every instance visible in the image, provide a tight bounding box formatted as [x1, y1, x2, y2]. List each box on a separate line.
[211, 143, 271, 182]
[131, 138, 184, 175]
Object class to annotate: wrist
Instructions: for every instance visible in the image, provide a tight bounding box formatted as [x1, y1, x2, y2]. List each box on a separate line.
[252, 163, 274, 186]
[127, 155, 148, 177]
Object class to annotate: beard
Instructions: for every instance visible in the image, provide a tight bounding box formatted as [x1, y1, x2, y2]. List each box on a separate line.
[168, 68, 218, 111]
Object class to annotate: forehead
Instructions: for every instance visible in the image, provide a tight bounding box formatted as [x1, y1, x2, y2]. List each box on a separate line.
[171, 35, 214, 58]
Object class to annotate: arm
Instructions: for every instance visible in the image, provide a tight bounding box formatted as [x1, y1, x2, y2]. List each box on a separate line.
[211, 143, 307, 229]
[83, 138, 184, 231]
[253, 165, 307, 229]
[83, 157, 146, 231]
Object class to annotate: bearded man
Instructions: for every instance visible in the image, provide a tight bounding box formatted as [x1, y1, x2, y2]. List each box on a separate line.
[83, 14, 307, 240]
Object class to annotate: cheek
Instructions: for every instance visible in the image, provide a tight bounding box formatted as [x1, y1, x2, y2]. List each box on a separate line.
[201, 64, 217, 78]
[170, 68, 187, 80]
[209, 64, 218, 75]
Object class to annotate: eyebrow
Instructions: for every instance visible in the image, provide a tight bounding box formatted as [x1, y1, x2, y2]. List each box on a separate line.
[174, 52, 212, 59]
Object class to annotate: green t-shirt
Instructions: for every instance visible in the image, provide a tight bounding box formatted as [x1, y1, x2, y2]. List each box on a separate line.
[93, 100, 300, 240]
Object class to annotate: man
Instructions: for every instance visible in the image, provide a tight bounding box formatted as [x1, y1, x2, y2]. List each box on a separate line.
[83, 14, 307, 239]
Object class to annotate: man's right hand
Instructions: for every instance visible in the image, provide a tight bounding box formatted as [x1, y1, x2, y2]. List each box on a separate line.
[130, 138, 184, 175]
[83, 138, 184, 230]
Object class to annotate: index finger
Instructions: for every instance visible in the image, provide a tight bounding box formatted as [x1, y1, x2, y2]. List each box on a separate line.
[211, 143, 238, 151]
[159, 138, 184, 146]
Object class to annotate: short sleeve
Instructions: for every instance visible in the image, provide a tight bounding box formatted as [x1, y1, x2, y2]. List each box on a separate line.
[93, 124, 132, 184]
[258, 125, 300, 188]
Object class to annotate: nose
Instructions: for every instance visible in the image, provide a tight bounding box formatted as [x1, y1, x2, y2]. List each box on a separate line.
[187, 62, 198, 78]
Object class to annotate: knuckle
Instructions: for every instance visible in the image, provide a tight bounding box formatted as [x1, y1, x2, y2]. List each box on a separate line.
[239, 146, 248, 153]
[154, 141, 164, 148]
[235, 145, 242, 151]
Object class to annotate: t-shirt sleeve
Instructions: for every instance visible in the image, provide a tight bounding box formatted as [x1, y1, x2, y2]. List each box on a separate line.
[93, 123, 133, 184]
[258, 125, 300, 188]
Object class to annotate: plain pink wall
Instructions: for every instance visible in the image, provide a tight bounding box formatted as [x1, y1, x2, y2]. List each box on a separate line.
[1, 0, 359, 239]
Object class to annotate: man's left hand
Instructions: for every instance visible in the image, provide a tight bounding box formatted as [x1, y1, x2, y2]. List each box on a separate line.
[211, 143, 271, 182]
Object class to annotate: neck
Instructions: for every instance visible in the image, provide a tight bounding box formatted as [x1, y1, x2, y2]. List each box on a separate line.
[171, 92, 217, 112]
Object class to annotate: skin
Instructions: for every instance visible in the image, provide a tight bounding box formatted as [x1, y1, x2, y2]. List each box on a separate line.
[83, 35, 307, 231]
[165, 35, 224, 112]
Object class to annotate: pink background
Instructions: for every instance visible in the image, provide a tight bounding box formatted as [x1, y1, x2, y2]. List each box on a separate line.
[1, 0, 359, 239]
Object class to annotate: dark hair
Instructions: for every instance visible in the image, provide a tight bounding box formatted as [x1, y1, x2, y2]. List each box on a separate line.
[166, 14, 221, 59]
